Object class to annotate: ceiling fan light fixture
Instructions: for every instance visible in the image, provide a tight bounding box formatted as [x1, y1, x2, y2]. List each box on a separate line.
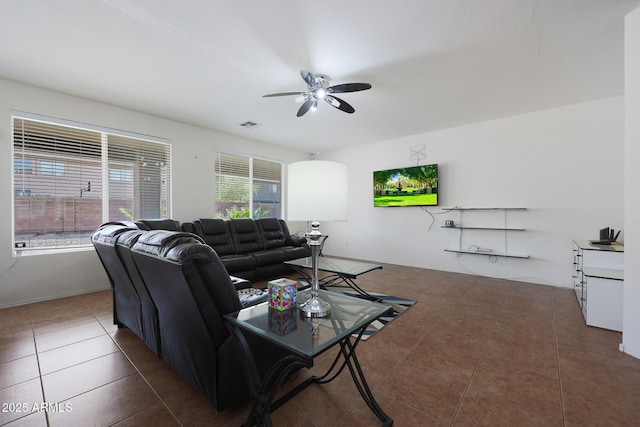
[263, 70, 372, 117]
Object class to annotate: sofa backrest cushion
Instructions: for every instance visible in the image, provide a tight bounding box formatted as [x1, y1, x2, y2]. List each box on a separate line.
[165, 242, 242, 335]
[256, 218, 286, 249]
[192, 219, 236, 256]
[136, 219, 181, 231]
[133, 230, 205, 257]
[181, 222, 195, 233]
[92, 222, 135, 244]
[228, 219, 264, 254]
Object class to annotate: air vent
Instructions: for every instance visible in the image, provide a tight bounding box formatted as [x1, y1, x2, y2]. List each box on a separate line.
[240, 121, 261, 129]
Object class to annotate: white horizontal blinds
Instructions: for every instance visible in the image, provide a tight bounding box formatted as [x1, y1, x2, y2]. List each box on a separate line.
[13, 117, 103, 249]
[252, 158, 282, 218]
[214, 152, 251, 218]
[12, 113, 172, 252]
[107, 135, 171, 221]
[213, 152, 283, 219]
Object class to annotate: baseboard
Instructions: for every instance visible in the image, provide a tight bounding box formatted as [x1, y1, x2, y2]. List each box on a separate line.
[0, 286, 111, 309]
[619, 342, 640, 360]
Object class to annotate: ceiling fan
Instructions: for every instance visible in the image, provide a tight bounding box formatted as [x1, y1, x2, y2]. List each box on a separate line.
[263, 70, 372, 117]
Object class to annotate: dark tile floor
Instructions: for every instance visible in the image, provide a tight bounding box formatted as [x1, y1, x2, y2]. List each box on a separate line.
[2, 262, 639, 426]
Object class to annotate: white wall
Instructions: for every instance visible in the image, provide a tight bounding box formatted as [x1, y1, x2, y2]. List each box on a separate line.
[622, 7, 640, 359]
[0, 78, 628, 307]
[319, 96, 625, 288]
[0, 78, 306, 308]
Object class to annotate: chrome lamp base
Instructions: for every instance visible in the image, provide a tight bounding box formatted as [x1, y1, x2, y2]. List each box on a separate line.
[299, 221, 331, 318]
[299, 295, 332, 318]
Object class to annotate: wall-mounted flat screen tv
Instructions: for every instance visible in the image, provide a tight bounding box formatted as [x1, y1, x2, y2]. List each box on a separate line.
[373, 164, 438, 207]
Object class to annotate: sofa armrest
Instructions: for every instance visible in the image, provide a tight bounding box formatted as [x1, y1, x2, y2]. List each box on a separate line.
[285, 235, 307, 246]
[230, 275, 251, 290]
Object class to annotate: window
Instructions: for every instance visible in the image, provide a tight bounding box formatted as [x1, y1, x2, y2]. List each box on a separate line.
[12, 113, 171, 253]
[39, 160, 65, 177]
[14, 158, 33, 174]
[214, 152, 282, 219]
[109, 168, 134, 182]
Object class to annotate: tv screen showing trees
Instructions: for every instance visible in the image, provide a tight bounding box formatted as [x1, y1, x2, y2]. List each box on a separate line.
[373, 164, 438, 207]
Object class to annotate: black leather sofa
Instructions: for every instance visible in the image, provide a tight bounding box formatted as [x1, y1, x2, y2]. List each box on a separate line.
[134, 217, 310, 282]
[115, 228, 161, 355]
[92, 225, 286, 410]
[92, 222, 256, 356]
[129, 230, 291, 410]
[188, 217, 309, 281]
[92, 222, 162, 355]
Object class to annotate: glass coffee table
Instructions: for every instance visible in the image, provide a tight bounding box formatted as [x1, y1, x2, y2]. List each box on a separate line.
[285, 257, 383, 300]
[224, 288, 393, 426]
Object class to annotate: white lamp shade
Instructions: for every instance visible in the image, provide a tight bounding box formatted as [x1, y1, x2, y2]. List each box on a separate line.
[287, 160, 348, 221]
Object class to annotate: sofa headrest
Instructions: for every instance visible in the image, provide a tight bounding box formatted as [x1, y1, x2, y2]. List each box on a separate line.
[132, 230, 204, 257]
[256, 218, 281, 231]
[117, 229, 145, 248]
[92, 223, 136, 244]
[198, 218, 227, 235]
[98, 221, 139, 230]
[165, 241, 217, 263]
[230, 218, 257, 233]
[135, 219, 181, 231]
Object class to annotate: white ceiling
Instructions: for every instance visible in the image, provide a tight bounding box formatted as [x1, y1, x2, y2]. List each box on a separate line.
[2, 0, 639, 154]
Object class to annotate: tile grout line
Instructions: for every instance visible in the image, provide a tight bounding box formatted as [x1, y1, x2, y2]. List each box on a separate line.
[447, 315, 498, 427]
[30, 312, 51, 426]
[102, 318, 184, 426]
[330, 290, 433, 425]
[551, 291, 568, 427]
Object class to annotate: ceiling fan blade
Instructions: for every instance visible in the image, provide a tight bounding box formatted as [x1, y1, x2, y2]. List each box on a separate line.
[297, 98, 315, 117]
[325, 95, 355, 114]
[326, 83, 372, 94]
[262, 92, 303, 97]
[300, 70, 317, 88]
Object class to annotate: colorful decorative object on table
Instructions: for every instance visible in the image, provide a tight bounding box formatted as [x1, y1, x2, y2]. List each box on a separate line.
[268, 278, 297, 311]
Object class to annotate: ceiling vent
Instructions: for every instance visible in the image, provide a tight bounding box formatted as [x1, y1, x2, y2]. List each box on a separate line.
[240, 121, 261, 129]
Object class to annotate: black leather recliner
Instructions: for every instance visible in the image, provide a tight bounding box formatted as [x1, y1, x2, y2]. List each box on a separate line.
[229, 218, 285, 280]
[130, 230, 290, 410]
[257, 218, 310, 261]
[192, 218, 257, 280]
[190, 218, 310, 281]
[92, 222, 162, 356]
[91, 222, 145, 341]
[115, 229, 161, 355]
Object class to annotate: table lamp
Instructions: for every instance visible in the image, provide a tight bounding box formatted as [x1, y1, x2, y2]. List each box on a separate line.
[287, 160, 348, 317]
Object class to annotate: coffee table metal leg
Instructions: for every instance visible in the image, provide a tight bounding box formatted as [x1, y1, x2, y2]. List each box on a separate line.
[272, 329, 393, 426]
[227, 320, 392, 426]
[317, 274, 382, 302]
[340, 336, 393, 425]
[226, 323, 312, 427]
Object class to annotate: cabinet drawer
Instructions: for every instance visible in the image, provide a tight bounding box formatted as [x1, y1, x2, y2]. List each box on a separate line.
[583, 275, 623, 332]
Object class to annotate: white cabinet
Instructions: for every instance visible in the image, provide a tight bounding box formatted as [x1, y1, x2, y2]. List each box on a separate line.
[443, 208, 528, 259]
[573, 240, 624, 331]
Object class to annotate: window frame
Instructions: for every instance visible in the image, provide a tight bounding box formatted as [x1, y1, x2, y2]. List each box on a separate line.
[214, 151, 283, 219]
[11, 111, 172, 255]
